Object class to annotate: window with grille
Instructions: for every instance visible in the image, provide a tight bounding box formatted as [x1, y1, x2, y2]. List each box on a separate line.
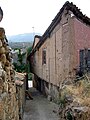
[80, 49, 90, 71]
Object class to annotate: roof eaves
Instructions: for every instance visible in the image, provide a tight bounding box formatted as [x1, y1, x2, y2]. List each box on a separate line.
[28, 1, 71, 57]
[36, 2, 68, 49]
[29, 1, 90, 58]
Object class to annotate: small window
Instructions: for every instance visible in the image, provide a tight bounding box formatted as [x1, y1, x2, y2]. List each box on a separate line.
[42, 49, 46, 64]
[79, 48, 90, 71]
[87, 50, 90, 70]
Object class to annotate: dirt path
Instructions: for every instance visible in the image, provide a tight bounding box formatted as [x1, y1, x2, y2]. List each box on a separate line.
[23, 88, 60, 120]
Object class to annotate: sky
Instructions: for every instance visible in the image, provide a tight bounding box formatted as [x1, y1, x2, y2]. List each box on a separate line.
[0, 0, 90, 36]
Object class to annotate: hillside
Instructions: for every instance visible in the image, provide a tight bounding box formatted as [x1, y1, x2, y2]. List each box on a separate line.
[9, 42, 33, 49]
[7, 33, 41, 43]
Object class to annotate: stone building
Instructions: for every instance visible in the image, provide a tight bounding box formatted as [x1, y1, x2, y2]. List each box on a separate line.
[28, 1, 90, 101]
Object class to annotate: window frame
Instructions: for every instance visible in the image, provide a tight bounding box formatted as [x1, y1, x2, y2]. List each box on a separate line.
[42, 48, 46, 65]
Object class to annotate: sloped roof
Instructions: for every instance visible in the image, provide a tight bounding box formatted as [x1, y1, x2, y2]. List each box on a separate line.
[29, 1, 90, 57]
[32, 35, 41, 49]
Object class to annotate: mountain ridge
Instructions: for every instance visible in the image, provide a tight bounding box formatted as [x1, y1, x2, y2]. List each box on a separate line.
[7, 33, 41, 42]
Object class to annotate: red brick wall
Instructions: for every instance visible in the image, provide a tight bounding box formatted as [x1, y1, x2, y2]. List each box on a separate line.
[74, 18, 90, 68]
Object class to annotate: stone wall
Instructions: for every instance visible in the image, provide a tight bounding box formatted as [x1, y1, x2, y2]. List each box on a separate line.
[15, 72, 26, 120]
[0, 28, 19, 120]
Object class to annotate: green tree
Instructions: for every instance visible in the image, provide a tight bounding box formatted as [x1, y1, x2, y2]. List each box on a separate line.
[17, 49, 26, 64]
[26, 46, 32, 80]
[27, 46, 32, 57]
[13, 48, 26, 72]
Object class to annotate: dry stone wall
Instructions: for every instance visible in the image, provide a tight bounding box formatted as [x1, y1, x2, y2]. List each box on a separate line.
[0, 27, 19, 120]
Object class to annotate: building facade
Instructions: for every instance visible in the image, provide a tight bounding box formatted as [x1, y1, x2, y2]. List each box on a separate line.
[28, 1, 90, 101]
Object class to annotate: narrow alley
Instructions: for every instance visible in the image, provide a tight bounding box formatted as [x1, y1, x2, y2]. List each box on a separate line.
[23, 88, 60, 120]
[1, 1, 90, 120]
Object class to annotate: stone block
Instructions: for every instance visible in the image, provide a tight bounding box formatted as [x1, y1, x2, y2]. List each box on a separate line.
[0, 46, 5, 54]
[0, 54, 6, 64]
[0, 39, 2, 47]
